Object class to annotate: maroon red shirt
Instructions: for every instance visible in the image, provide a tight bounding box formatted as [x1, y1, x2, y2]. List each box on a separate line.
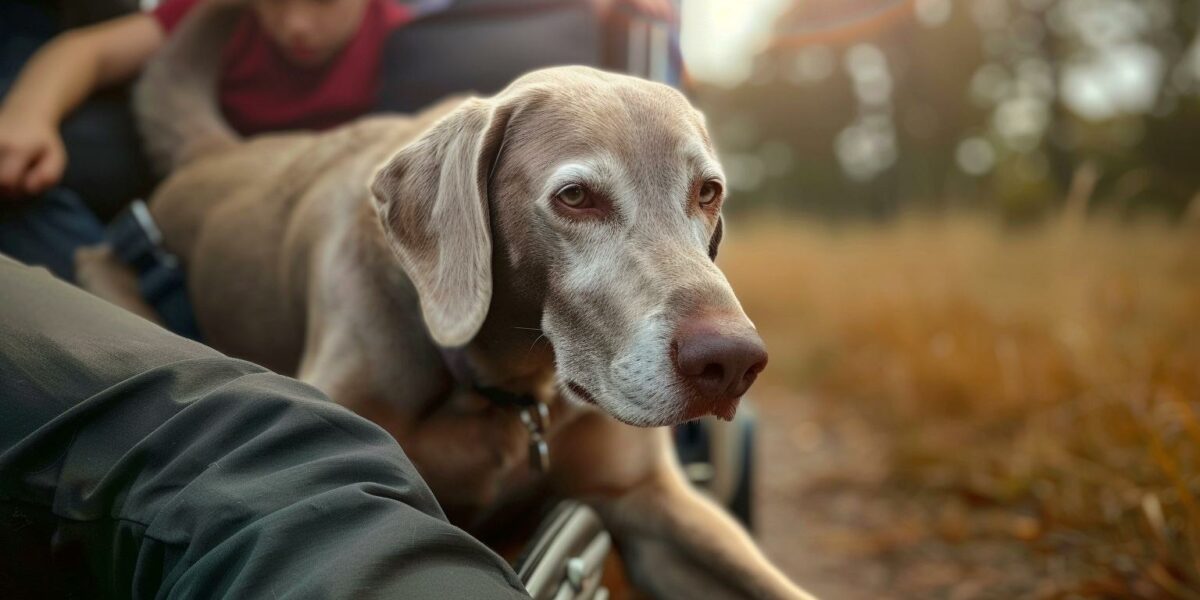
[151, 0, 412, 135]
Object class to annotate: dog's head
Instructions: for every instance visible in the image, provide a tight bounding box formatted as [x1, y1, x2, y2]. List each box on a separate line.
[370, 67, 766, 427]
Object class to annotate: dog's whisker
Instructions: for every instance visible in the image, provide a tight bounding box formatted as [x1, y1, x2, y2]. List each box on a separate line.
[527, 333, 547, 354]
[511, 325, 547, 353]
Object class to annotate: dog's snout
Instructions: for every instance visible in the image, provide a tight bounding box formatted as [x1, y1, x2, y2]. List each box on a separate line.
[674, 317, 767, 419]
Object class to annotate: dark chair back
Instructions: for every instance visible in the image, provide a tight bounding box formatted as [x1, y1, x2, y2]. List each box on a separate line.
[378, 0, 681, 112]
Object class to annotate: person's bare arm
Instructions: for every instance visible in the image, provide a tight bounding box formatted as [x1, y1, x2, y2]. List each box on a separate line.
[0, 13, 165, 198]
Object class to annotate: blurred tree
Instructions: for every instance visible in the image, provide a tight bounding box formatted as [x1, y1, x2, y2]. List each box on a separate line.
[693, 0, 1200, 221]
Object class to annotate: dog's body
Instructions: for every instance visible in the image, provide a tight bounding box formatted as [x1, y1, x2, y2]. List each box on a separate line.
[125, 4, 812, 598]
[153, 109, 553, 516]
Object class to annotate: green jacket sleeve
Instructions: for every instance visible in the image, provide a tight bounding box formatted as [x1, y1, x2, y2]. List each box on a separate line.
[0, 256, 530, 599]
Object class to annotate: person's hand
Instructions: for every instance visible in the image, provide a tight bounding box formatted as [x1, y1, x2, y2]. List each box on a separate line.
[0, 110, 66, 199]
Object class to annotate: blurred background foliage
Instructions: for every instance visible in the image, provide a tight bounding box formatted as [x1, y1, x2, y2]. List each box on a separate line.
[676, 2, 1200, 596]
[688, 0, 1200, 224]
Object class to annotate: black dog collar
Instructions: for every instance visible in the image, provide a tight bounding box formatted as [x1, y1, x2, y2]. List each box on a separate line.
[439, 348, 551, 472]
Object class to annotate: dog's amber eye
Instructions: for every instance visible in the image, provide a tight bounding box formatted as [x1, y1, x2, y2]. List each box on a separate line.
[555, 184, 590, 208]
[698, 180, 722, 206]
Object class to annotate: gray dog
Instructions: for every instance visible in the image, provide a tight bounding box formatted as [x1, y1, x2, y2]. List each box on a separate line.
[89, 3, 813, 598]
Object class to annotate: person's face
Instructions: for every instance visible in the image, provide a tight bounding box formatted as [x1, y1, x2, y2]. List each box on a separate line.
[254, 0, 371, 67]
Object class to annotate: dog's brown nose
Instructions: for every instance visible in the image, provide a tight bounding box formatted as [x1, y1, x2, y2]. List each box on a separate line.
[674, 317, 768, 418]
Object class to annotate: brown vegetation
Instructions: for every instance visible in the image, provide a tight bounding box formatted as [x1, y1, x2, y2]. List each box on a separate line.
[724, 215, 1200, 598]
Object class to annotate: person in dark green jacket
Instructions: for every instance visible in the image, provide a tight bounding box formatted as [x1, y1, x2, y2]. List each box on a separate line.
[0, 255, 530, 599]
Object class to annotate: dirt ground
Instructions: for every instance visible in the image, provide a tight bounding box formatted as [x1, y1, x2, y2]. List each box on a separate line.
[731, 217, 1200, 600]
[754, 387, 1058, 600]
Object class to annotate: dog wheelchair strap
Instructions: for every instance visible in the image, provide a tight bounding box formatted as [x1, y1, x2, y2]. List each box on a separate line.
[106, 200, 203, 340]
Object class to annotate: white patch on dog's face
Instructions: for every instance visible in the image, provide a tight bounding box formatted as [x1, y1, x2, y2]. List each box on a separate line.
[533, 149, 748, 427]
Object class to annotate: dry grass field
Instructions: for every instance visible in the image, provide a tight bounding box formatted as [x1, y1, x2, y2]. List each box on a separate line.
[720, 214, 1200, 599]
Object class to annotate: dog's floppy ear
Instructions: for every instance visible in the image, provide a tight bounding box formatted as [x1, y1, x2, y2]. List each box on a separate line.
[370, 98, 512, 347]
[708, 215, 724, 261]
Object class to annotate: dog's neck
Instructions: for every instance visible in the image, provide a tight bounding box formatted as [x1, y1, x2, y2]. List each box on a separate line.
[454, 267, 555, 397]
[451, 242, 556, 393]
[357, 199, 554, 397]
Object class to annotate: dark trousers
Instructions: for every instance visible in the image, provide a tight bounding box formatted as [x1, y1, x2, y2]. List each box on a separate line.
[0, 190, 102, 282]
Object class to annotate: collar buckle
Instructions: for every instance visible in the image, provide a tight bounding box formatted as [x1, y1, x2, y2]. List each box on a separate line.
[441, 348, 551, 473]
[519, 402, 551, 473]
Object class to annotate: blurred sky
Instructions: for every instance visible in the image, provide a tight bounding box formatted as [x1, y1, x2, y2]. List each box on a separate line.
[680, 0, 790, 86]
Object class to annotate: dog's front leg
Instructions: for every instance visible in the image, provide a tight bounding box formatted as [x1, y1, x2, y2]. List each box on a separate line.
[554, 414, 814, 599]
[598, 462, 815, 599]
